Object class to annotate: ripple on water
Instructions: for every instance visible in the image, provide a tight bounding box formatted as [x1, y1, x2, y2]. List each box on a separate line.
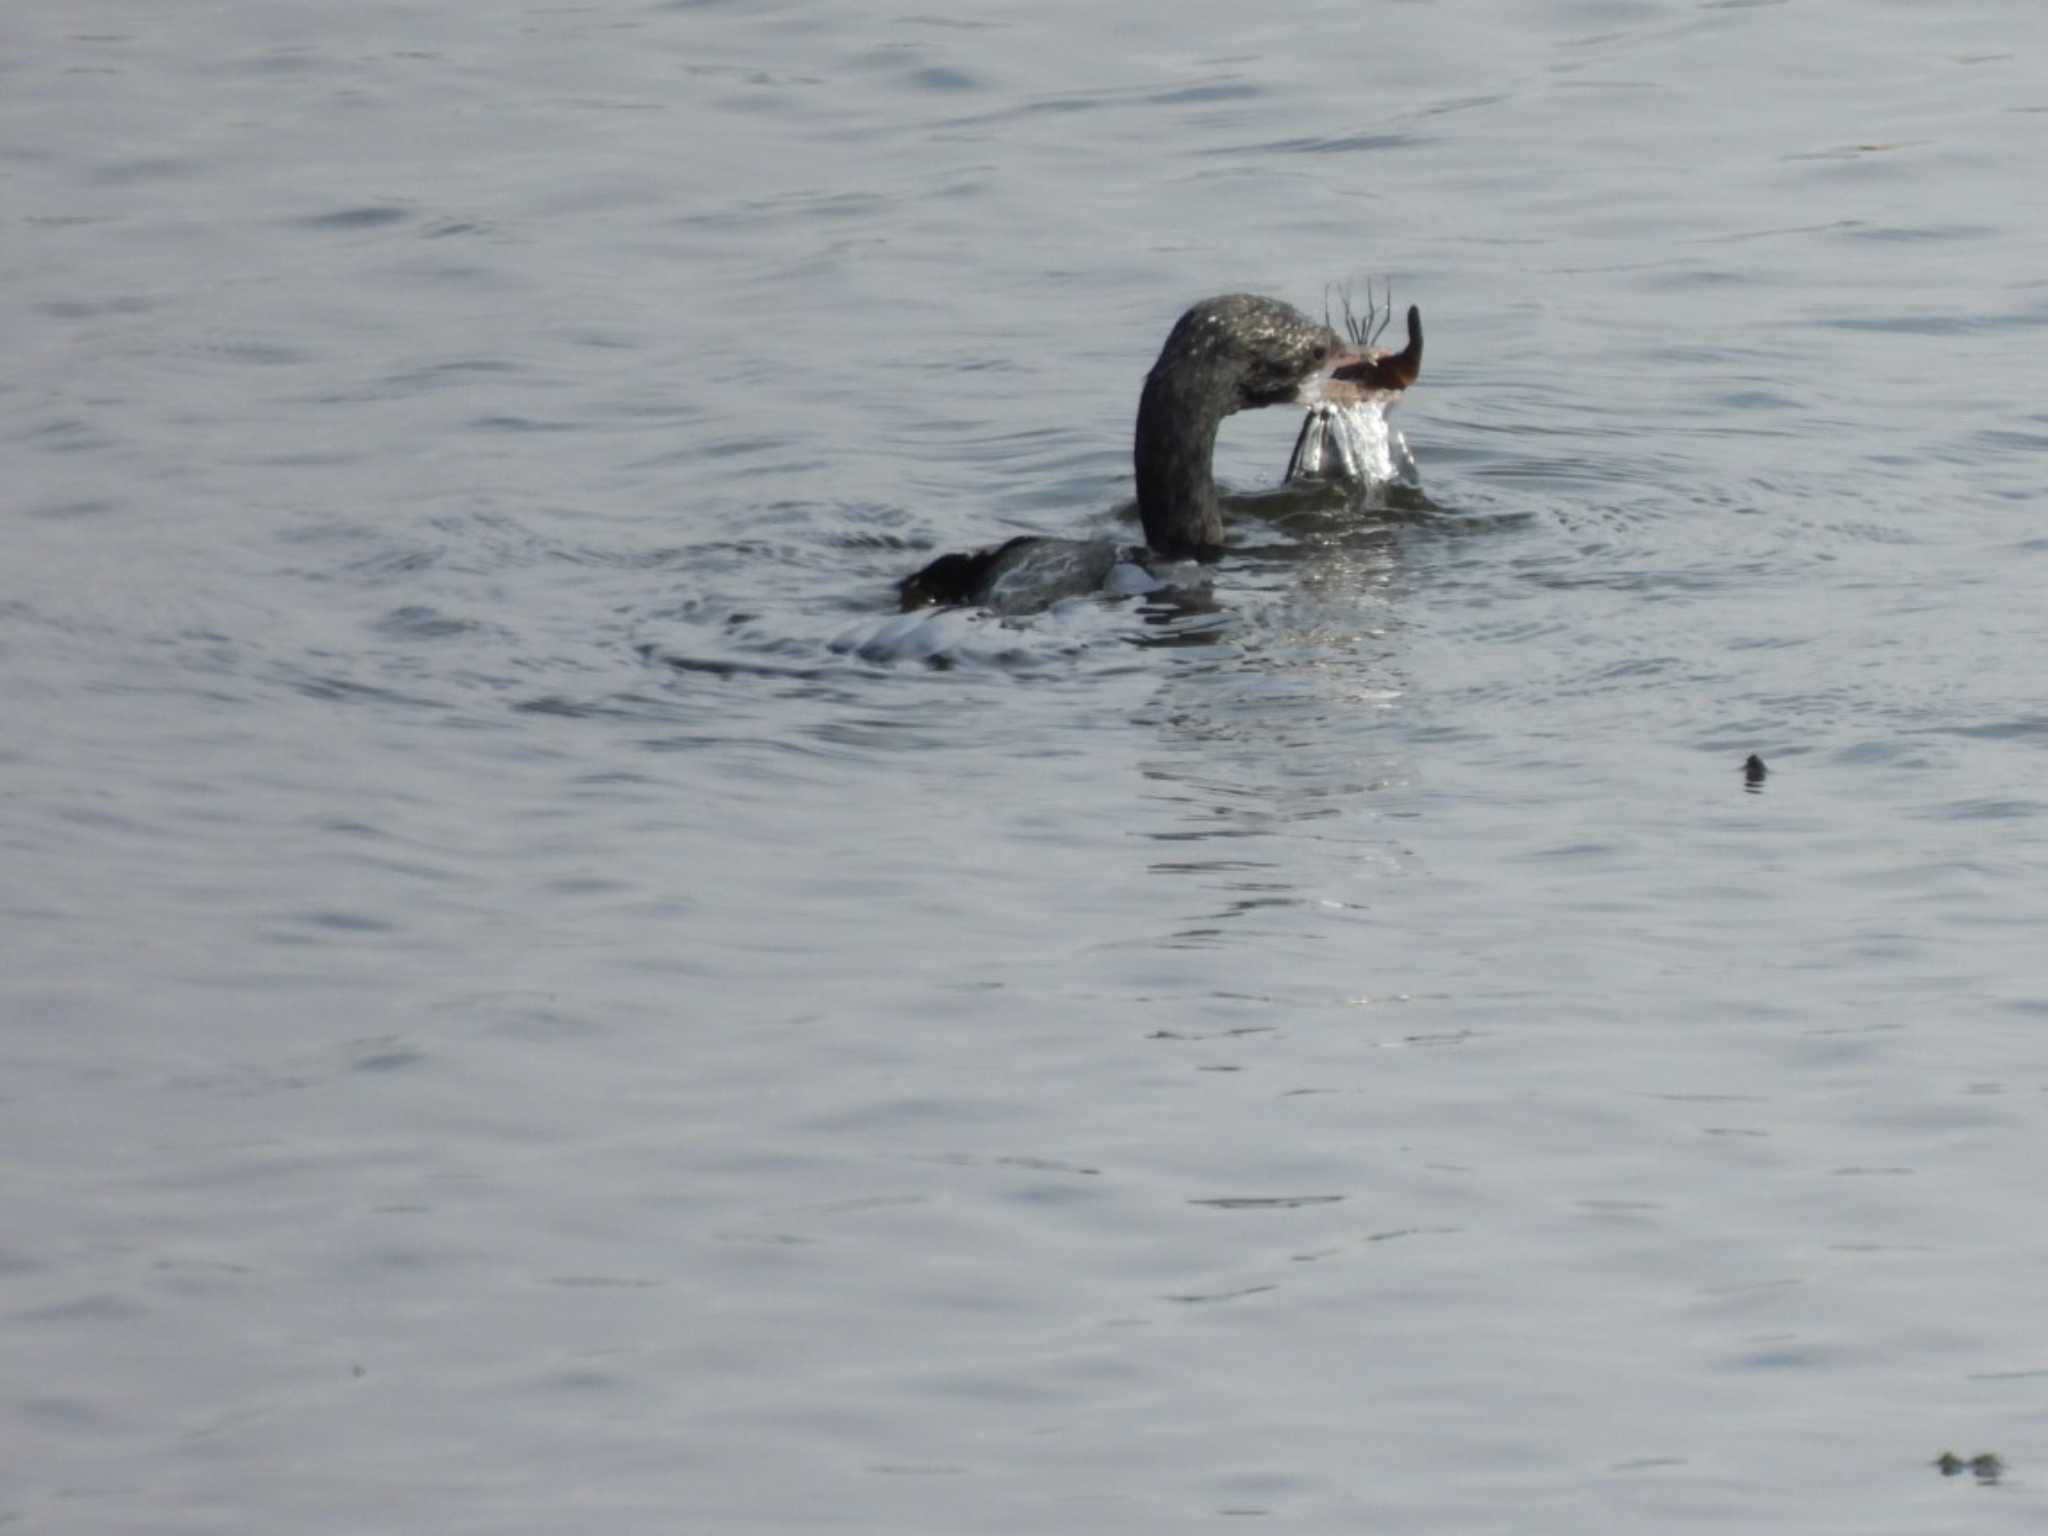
[292, 204, 413, 230]
[372, 606, 480, 641]
[1200, 131, 1433, 157]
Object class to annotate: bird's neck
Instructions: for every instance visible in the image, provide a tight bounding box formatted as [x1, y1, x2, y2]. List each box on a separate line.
[1134, 367, 1226, 560]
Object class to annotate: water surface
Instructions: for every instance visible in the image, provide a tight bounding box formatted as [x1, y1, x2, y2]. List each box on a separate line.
[7, 1, 2048, 1531]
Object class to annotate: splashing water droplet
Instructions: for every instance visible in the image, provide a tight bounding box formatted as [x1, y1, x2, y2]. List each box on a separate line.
[1286, 400, 1413, 486]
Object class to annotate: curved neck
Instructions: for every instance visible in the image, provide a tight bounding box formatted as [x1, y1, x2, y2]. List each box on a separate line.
[1134, 367, 1226, 560]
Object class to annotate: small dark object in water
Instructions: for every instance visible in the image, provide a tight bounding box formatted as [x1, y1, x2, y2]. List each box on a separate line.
[1743, 753, 1767, 786]
[1933, 1451, 2004, 1483]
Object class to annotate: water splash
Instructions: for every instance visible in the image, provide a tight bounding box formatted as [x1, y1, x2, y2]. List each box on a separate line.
[1285, 400, 1417, 486]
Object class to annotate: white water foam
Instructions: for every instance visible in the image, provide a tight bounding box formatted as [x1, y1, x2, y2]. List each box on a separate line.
[1285, 399, 1416, 486]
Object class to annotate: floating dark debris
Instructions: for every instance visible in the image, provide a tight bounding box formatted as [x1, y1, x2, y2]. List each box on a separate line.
[1933, 1451, 2004, 1484]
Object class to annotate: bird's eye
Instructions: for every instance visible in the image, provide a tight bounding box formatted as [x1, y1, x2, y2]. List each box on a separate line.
[1314, 341, 1330, 363]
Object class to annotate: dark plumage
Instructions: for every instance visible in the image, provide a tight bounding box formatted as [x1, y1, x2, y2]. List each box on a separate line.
[898, 294, 1423, 614]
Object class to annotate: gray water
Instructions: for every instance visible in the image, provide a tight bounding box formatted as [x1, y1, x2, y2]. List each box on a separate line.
[6, 1, 2048, 1530]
